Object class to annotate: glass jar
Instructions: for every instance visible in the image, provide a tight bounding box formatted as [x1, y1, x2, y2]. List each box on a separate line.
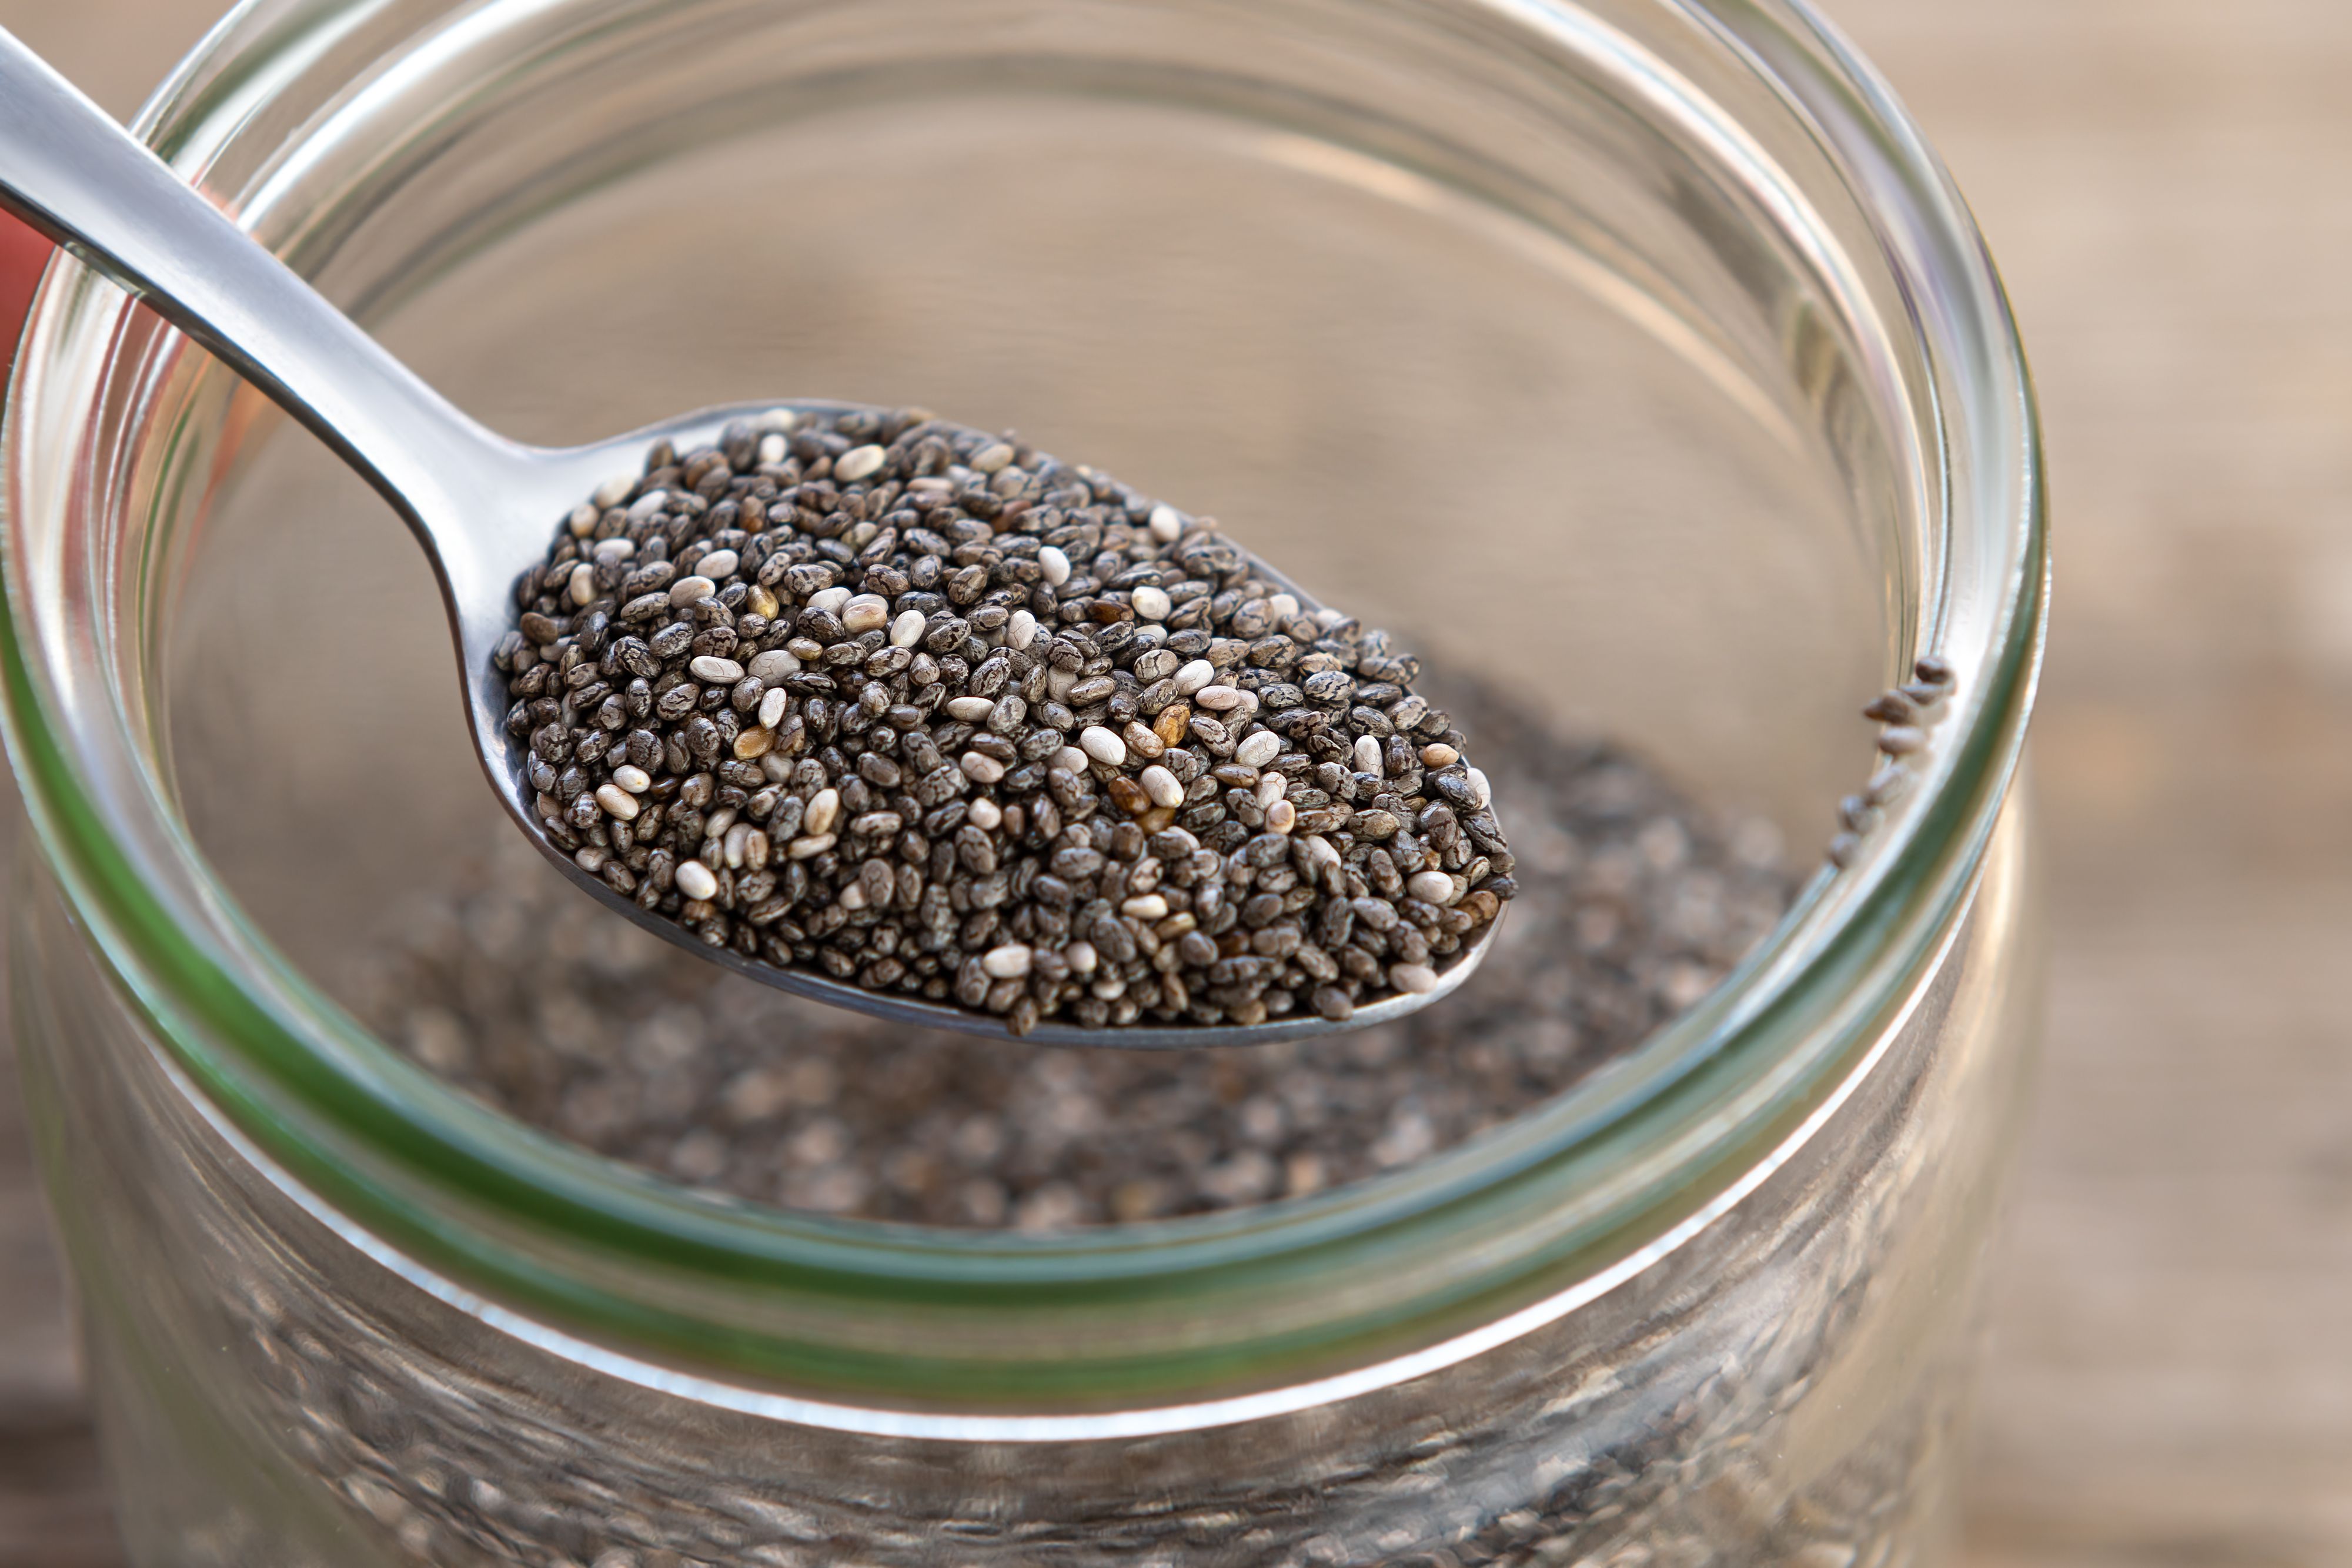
[1, 0, 2046, 1563]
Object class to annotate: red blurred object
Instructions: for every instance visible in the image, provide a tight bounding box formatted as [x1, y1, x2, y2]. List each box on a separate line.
[1, 212, 56, 370]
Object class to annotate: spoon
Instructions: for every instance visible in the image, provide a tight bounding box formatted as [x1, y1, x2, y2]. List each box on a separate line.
[0, 26, 1499, 1046]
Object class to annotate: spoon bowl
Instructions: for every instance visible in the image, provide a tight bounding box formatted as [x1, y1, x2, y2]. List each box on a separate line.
[0, 28, 1499, 1047]
[450, 396, 1499, 1046]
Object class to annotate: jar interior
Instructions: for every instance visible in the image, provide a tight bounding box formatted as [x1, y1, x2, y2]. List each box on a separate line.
[152, 0, 1896, 1216]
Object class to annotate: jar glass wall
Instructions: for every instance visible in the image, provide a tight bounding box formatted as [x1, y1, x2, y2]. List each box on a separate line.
[2, 0, 2045, 1563]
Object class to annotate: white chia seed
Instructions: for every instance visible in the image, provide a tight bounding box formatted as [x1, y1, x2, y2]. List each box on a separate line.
[834, 444, 887, 482]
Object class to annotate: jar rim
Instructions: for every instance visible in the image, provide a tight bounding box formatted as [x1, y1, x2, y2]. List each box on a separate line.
[0, 0, 2044, 1420]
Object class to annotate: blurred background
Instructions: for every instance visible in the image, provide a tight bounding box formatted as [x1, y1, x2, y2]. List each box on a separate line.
[2, 1, 2348, 1564]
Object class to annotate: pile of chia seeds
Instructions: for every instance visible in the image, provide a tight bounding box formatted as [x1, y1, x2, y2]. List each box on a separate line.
[357, 681, 1793, 1227]
[497, 407, 1514, 1035]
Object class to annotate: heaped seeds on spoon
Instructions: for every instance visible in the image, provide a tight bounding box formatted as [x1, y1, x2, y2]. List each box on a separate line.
[495, 407, 1516, 1035]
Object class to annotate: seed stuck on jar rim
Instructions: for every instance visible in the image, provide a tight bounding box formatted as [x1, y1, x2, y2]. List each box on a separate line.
[500, 407, 1516, 1033]
[1826, 654, 1960, 868]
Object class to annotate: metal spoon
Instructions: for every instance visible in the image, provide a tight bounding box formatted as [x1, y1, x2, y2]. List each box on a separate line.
[0, 26, 1497, 1047]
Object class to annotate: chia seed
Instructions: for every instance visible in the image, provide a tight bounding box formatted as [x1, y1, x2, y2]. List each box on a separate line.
[497, 406, 1516, 1035]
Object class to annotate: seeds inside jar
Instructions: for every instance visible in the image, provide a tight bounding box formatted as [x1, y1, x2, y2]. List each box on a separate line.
[363, 678, 1793, 1228]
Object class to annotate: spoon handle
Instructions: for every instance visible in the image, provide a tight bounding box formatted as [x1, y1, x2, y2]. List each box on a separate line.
[0, 26, 509, 550]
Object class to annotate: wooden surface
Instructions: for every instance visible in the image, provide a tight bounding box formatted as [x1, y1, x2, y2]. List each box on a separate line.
[6, 1, 2352, 1563]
